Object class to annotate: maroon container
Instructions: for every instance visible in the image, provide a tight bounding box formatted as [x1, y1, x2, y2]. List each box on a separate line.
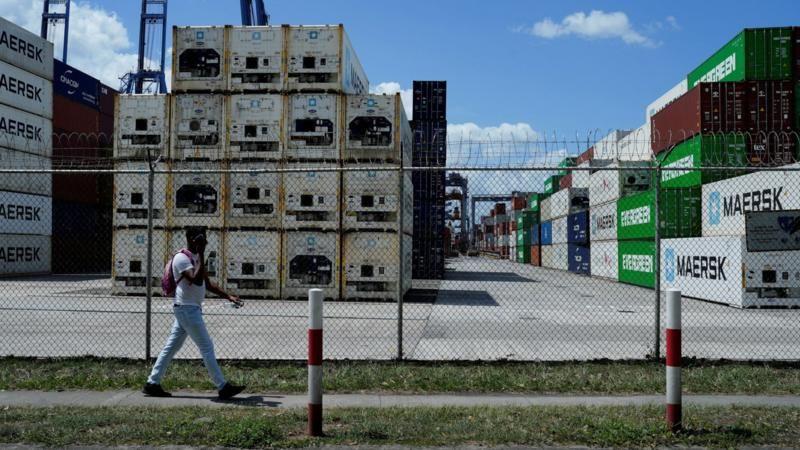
[530, 245, 541, 266]
[98, 83, 117, 117]
[794, 27, 800, 77]
[54, 94, 100, 135]
[576, 147, 593, 165]
[495, 203, 507, 215]
[511, 197, 526, 211]
[559, 173, 573, 189]
[651, 81, 795, 155]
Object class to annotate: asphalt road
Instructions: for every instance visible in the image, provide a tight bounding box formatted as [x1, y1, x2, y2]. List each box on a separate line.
[0, 256, 797, 361]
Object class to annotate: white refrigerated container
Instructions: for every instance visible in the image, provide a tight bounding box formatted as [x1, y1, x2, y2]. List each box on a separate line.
[172, 26, 227, 92]
[223, 230, 281, 299]
[343, 231, 411, 301]
[228, 26, 284, 92]
[286, 25, 368, 94]
[226, 162, 280, 229]
[228, 94, 282, 160]
[282, 230, 339, 300]
[114, 94, 169, 160]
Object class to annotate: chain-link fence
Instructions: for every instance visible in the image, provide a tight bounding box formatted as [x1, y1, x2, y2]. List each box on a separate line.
[1, 131, 799, 361]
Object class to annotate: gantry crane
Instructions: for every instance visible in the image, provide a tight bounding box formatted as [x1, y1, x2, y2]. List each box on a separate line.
[40, 0, 70, 62]
[120, 0, 268, 93]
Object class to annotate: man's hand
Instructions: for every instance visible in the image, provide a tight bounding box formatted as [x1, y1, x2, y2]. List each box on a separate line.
[228, 295, 244, 308]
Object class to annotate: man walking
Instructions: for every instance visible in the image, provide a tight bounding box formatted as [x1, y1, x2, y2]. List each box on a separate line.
[143, 228, 246, 400]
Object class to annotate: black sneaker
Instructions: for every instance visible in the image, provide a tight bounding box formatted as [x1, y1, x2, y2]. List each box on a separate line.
[142, 383, 172, 397]
[218, 382, 245, 400]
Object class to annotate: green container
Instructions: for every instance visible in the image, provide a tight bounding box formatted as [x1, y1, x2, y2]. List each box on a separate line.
[527, 193, 543, 213]
[657, 134, 749, 188]
[687, 28, 794, 88]
[557, 157, 577, 176]
[516, 209, 537, 233]
[544, 175, 561, 195]
[517, 245, 530, 263]
[617, 188, 702, 240]
[618, 240, 656, 289]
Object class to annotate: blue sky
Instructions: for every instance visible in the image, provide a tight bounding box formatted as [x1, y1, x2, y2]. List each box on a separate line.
[3, 0, 799, 135]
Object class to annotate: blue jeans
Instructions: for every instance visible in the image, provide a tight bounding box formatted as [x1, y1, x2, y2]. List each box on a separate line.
[147, 305, 227, 390]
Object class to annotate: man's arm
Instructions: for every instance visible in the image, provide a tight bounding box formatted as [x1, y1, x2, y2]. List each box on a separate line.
[205, 272, 242, 305]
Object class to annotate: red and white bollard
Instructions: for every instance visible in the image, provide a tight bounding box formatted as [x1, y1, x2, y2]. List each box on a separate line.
[308, 288, 323, 437]
[666, 288, 682, 432]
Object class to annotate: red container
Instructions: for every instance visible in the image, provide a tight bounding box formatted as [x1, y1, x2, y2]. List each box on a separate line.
[530, 245, 541, 266]
[511, 196, 526, 211]
[494, 203, 507, 215]
[54, 94, 100, 135]
[490, 210, 496, 217]
[98, 83, 117, 117]
[559, 173, 573, 189]
[511, 221, 517, 232]
[500, 246, 509, 258]
[576, 147, 593, 165]
[651, 81, 795, 155]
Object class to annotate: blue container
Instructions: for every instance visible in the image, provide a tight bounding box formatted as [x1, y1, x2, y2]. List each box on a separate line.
[54, 59, 100, 110]
[540, 221, 553, 245]
[530, 224, 541, 245]
[568, 244, 590, 275]
[568, 211, 590, 245]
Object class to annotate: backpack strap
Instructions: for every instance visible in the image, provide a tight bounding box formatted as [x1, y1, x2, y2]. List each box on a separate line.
[174, 249, 194, 285]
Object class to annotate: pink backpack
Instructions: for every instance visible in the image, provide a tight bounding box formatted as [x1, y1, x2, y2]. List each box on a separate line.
[161, 249, 193, 297]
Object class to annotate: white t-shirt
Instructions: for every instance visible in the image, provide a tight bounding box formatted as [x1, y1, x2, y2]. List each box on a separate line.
[172, 251, 206, 306]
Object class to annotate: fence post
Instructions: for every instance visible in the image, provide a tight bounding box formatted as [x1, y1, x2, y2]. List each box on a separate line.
[666, 288, 682, 432]
[397, 164, 405, 360]
[308, 288, 324, 437]
[144, 161, 155, 360]
[653, 164, 661, 360]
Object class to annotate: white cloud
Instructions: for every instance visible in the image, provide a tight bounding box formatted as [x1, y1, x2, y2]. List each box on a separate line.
[518, 10, 657, 47]
[0, 0, 146, 89]
[370, 82, 413, 117]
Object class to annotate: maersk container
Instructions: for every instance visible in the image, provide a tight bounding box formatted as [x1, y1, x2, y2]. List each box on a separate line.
[650, 81, 795, 155]
[617, 188, 701, 241]
[286, 25, 368, 95]
[592, 129, 633, 160]
[687, 28, 794, 88]
[114, 94, 169, 160]
[344, 93, 412, 165]
[568, 211, 589, 245]
[343, 231, 411, 301]
[589, 163, 651, 206]
[572, 162, 590, 189]
[169, 161, 225, 229]
[590, 240, 618, 280]
[548, 187, 589, 219]
[0, 103, 52, 157]
[228, 94, 283, 161]
[170, 229, 222, 289]
[228, 26, 284, 92]
[0, 60, 52, 118]
[617, 123, 652, 162]
[657, 134, 750, 189]
[343, 170, 412, 233]
[0, 191, 51, 235]
[223, 230, 281, 299]
[171, 94, 226, 161]
[113, 161, 168, 228]
[0, 148, 51, 196]
[568, 244, 590, 275]
[661, 236, 800, 308]
[590, 201, 617, 242]
[172, 26, 227, 92]
[540, 221, 552, 245]
[551, 216, 567, 245]
[702, 169, 800, 237]
[618, 240, 655, 289]
[542, 243, 568, 271]
[0, 233, 50, 275]
[226, 162, 281, 229]
[0, 17, 54, 80]
[283, 164, 340, 230]
[283, 230, 339, 300]
[111, 228, 166, 295]
[646, 79, 688, 122]
[286, 93, 340, 161]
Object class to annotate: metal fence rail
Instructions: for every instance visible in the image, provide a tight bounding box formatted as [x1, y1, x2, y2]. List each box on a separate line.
[1, 131, 799, 361]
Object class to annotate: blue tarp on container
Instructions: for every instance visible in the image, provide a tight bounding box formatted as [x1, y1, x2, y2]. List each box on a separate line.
[568, 244, 590, 275]
[540, 221, 553, 245]
[568, 210, 589, 245]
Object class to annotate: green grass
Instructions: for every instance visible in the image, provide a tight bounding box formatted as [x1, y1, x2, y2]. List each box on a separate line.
[1, 357, 799, 394]
[1, 405, 799, 447]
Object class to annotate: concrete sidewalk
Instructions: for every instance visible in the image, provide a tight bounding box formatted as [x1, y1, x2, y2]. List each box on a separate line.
[1, 390, 800, 409]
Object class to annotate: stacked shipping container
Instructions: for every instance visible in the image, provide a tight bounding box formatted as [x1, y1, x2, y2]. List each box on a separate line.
[0, 17, 53, 276]
[112, 24, 412, 302]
